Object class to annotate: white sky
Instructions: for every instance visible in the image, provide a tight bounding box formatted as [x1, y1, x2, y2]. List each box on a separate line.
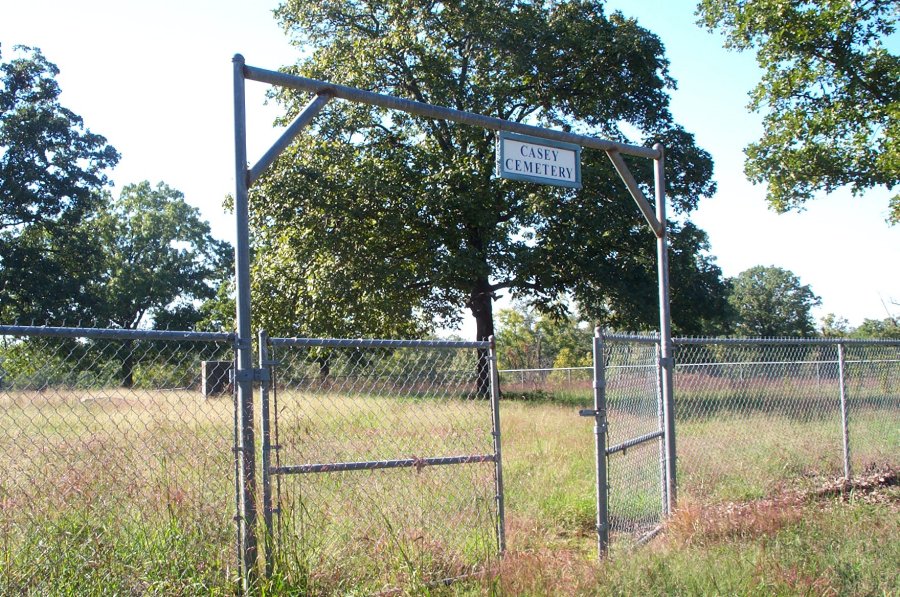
[2, 0, 898, 333]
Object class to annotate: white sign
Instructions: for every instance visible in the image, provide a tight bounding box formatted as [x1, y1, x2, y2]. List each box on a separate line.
[496, 132, 582, 188]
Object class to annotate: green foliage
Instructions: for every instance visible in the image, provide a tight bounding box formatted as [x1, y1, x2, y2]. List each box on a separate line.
[819, 312, 851, 338]
[255, 0, 721, 340]
[495, 305, 592, 370]
[0, 45, 119, 322]
[666, 222, 732, 335]
[89, 181, 232, 330]
[820, 312, 900, 339]
[853, 316, 900, 339]
[697, 0, 900, 223]
[727, 265, 821, 337]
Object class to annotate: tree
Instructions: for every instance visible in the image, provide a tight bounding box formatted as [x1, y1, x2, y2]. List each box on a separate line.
[853, 317, 900, 340]
[0, 45, 119, 322]
[728, 265, 821, 337]
[697, 0, 900, 223]
[91, 181, 232, 330]
[820, 313, 851, 338]
[258, 0, 720, 391]
[89, 181, 232, 385]
[495, 305, 592, 371]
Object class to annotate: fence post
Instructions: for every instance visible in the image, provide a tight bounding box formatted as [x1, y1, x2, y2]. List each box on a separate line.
[655, 341, 668, 517]
[838, 342, 851, 480]
[258, 330, 274, 577]
[654, 144, 677, 511]
[592, 329, 609, 556]
[233, 54, 258, 592]
[487, 336, 506, 553]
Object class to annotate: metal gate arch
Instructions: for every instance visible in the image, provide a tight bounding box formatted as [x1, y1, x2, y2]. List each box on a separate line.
[232, 54, 677, 588]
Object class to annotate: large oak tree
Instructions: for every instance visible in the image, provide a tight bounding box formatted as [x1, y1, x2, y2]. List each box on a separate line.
[727, 265, 821, 337]
[252, 1, 724, 360]
[0, 45, 119, 322]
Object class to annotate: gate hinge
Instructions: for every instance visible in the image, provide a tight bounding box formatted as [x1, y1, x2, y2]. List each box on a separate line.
[234, 368, 271, 383]
[579, 409, 600, 417]
[658, 356, 674, 368]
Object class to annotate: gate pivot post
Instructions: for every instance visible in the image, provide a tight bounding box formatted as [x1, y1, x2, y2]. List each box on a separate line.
[258, 330, 276, 579]
[592, 329, 610, 557]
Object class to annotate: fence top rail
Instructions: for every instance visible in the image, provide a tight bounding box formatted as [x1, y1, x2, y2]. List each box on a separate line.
[498, 366, 592, 373]
[599, 332, 661, 344]
[673, 336, 900, 347]
[241, 62, 660, 161]
[0, 324, 235, 343]
[269, 336, 490, 349]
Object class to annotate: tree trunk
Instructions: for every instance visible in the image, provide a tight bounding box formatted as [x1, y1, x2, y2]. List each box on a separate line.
[469, 278, 494, 398]
[120, 338, 135, 389]
[316, 354, 332, 390]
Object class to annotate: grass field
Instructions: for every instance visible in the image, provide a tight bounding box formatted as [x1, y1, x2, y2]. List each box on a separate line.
[0, 385, 897, 595]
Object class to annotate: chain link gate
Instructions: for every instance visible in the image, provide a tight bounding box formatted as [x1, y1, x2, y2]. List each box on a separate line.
[583, 330, 667, 555]
[257, 333, 504, 592]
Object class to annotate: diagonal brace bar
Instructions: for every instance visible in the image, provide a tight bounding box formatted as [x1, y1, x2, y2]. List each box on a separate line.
[248, 92, 333, 185]
[606, 150, 663, 237]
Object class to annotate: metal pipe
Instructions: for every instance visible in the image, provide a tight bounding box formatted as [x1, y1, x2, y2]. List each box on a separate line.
[654, 144, 677, 513]
[673, 337, 900, 346]
[243, 64, 661, 160]
[606, 150, 663, 236]
[258, 330, 274, 577]
[269, 336, 490, 349]
[488, 335, 507, 554]
[593, 329, 610, 556]
[655, 341, 668, 516]
[230, 343, 244, 593]
[0, 325, 233, 342]
[606, 430, 666, 456]
[598, 332, 661, 344]
[271, 454, 497, 475]
[838, 343, 852, 480]
[248, 92, 332, 185]
[232, 53, 258, 590]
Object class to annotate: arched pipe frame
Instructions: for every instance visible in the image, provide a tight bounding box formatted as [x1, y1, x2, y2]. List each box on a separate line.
[232, 54, 677, 585]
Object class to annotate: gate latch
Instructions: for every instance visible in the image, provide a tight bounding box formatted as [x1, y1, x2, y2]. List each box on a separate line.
[578, 409, 600, 417]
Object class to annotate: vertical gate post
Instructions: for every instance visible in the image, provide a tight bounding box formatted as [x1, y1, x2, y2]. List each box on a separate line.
[233, 53, 258, 591]
[655, 342, 668, 518]
[654, 143, 677, 513]
[592, 329, 609, 556]
[258, 330, 275, 576]
[487, 336, 506, 553]
[838, 342, 852, 480]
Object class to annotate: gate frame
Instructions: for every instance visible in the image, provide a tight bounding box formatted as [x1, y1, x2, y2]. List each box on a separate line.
[259, 333, 505, 582]
[232, 54, 678, 584]
[590, 330, 669, 556]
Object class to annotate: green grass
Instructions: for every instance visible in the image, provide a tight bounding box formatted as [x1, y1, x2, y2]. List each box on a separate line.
[0, 386, 896, 594]
[434, 486, 900, 596]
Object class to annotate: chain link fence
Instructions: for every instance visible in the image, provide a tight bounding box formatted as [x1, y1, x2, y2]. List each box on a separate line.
[0, 325, 239, 593]
[498, 367, 593, 405]
[675, 338, 900, 500]
[502, 335, 898, 554]
[600, 335, 666, 547]
[843, 342, 900, 470]
[261, 336, 503, 593]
